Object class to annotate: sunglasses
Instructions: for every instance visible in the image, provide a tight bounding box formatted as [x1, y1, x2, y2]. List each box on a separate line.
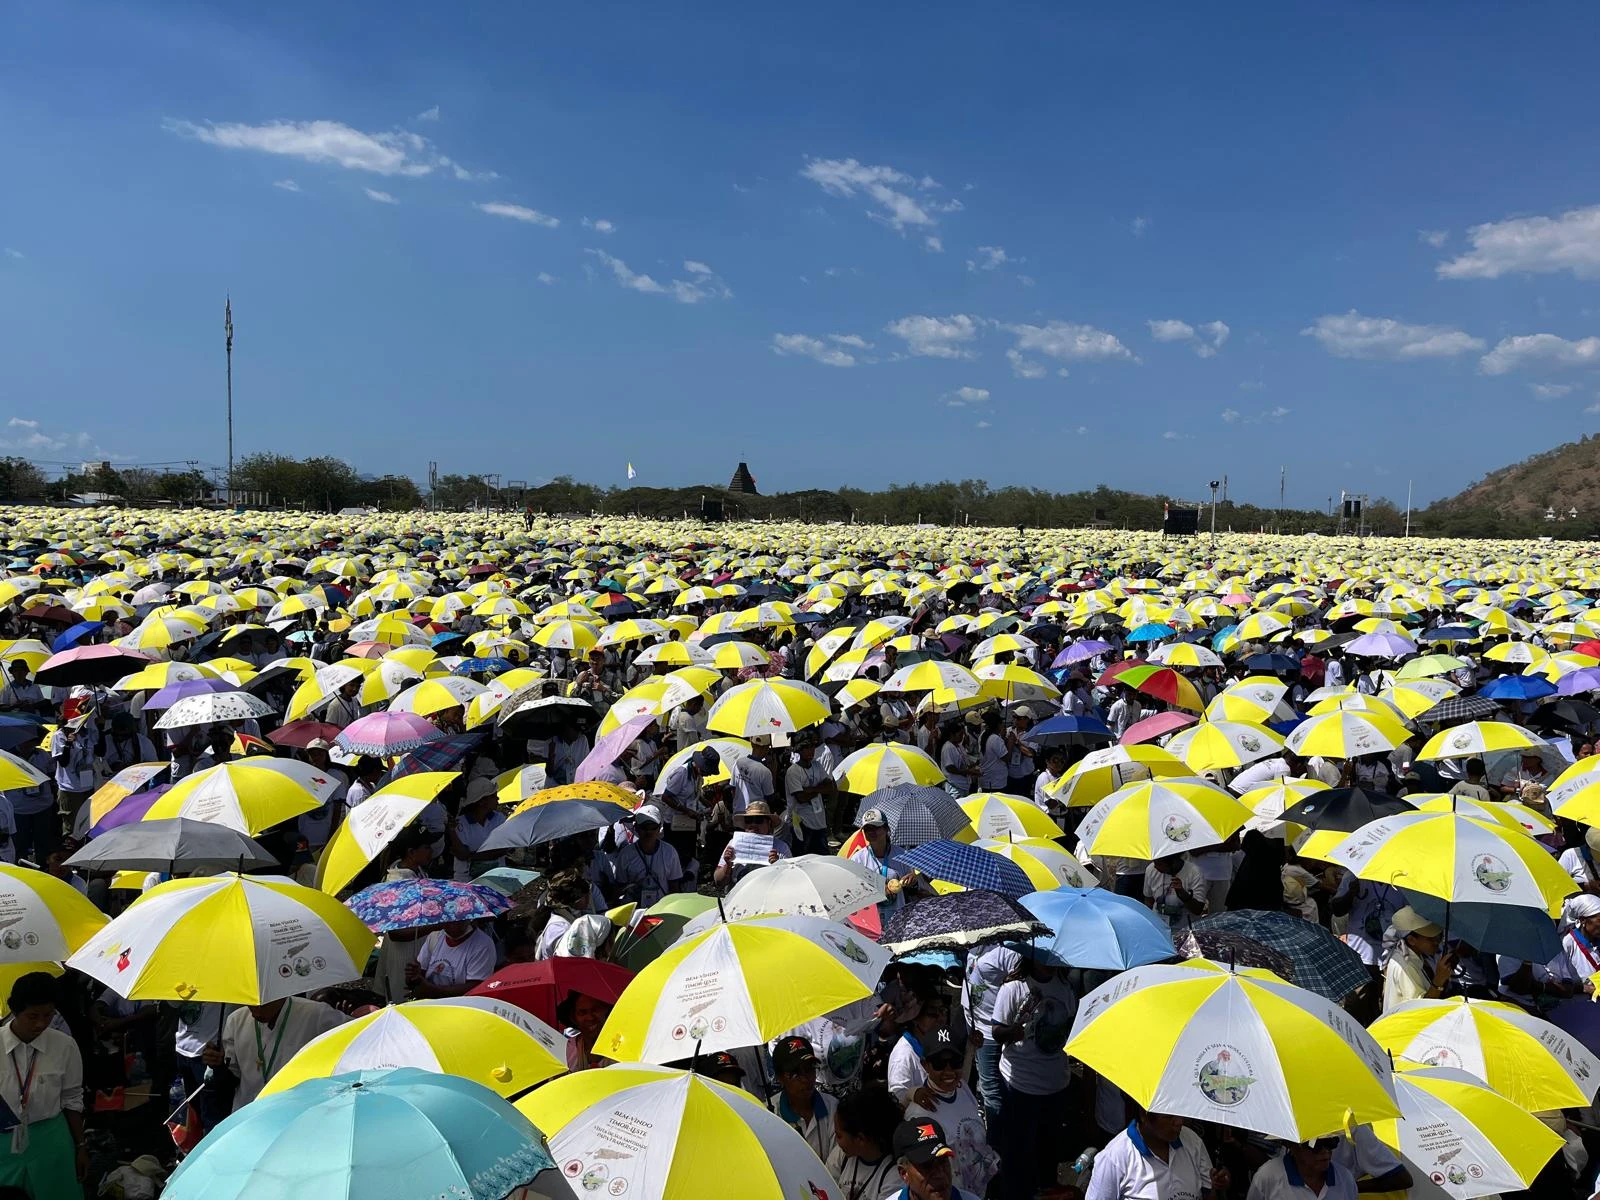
[925, 1055, 963, 1070]
[1301, 1138, 1339, 1152]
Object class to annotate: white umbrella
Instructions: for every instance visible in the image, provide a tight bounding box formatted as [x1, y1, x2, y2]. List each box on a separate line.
[684, 855, 885, 930]
[153, 690, 275, 729]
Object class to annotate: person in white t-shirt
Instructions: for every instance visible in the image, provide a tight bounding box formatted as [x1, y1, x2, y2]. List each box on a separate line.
[990, 955, 1077, 1198]
[1086, 1109, 1225, 1200]
[209, 995, 348, 1109]
[1248, 1139, 1357, 1200]
[904, 1021, 998, 1198]
[1144, 854, 1209, 935]
[959, 942, 1020, 1125]
[408, 920, 497, 997]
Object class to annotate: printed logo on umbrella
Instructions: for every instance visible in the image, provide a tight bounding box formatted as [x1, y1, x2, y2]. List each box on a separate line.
[1196, 1044, 1256, 1107]
[1162, 816, 1193, 844]
[1471, 853, 1513, 893]
[819, 928, 871, 964]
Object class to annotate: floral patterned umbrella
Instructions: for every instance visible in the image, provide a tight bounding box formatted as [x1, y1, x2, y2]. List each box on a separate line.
[335, 711, 443, 758]
[152, 690, 275, 728]
[346, 878, 512, 933]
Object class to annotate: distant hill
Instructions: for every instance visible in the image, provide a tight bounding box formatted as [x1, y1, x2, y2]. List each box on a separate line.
[1425, 434, 1600, 537]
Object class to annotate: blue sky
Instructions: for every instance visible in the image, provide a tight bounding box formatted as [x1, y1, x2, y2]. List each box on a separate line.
[4, 3, 1600, 508]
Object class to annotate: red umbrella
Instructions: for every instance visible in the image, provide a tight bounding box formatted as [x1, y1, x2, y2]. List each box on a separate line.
[1120, 710, 1198, 745]
[1094, 658, 1149, 687]
[468, 959, 635, 1028]
[269, 720, 342, 749]
[1575, 640, 1600, 660]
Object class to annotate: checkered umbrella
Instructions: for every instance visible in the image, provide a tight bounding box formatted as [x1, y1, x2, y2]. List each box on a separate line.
[854, 784, 972, 846]
[381, 730, 490, 783]
[900, 838, 1034, 897]
[1185, 910, 1372, 1002]
[879, 889, 1049, 954]
[1418, 694, 1500, 724]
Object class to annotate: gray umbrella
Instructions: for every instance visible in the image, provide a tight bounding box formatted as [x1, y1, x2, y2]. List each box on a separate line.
[65, 818, 277, 873]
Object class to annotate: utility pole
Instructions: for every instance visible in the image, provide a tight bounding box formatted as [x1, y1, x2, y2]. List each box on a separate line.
[224, 297, 234, 505]
[1278, 466, 1285, 534]
[1404, 479, 1413, 538]
[1208, 480, 1220, 544]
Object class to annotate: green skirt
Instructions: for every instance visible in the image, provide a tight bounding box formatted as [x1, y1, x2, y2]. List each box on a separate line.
[0, 1112, 78, 1198]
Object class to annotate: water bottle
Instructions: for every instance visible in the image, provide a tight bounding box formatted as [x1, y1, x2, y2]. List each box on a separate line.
[168, 1077, 187, 1118]
[1065, 1147, 1097, 1186]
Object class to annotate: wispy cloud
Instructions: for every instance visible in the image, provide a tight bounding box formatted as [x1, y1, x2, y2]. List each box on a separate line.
[272, 179, 300, 193]
[884, 314, 982, 359]
[536, 272, 557, 285]
[943, 386, 991, 408]
[1531, 382, 1575, 399]
[1162, 430, 1190, 440]
[164, 117, 492, 180]
[1301, 310, 1484, 360]
[1131, 216, 1150, 236]
[0, 417, 109, 457]
[364, 188, 398, 205]
[1418, 229, 1448, 248]
[974, 419, 992, 429]
[1439, 204, 1600, 280]
[475, 202, 559, 228]
[1479, 333, 1600, 375]
[1007, 320, 1135, 364]
[587, 250, 731, 304]
[1007, 348, 1047, 379]
[2, 248, 22, 260]
[771, 333, 860, 367]
[582, 217, 616, 234]
[416, 106, 440, 122]
[966, 245, 1017, 272]
[1222, 406, 1290, 425]
[1148, 318, 1230, 357]
[800, 156, 962, 237]
[924, 235, 944, 253]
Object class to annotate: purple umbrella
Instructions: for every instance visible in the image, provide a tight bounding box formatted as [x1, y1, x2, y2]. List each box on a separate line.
[1057, 639, 1113, 667]
[90, 784, 171, 836]
[146, 677, 239, 711]
[1557, 668, 1600, 696]
[576, 714, 655, 783]
[1344, 631, 1417, 659]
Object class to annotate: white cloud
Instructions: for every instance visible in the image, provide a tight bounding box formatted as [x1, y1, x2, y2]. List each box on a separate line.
[1007, 320, 1134, 363]
[772, 333, 857, 367]
[3, 248, 22, 260]
[829, 334, 872, 349]
[1162, 430, 1189, 440]
[587, 250, 730, 304]
[272, 179, 300, 192]
[1266, 405, 1289, 419]
[0, 417, 106, 456]
[800, 156, 961, 236]
[1221, 408, 1242, 423]
[1301, 310, 1484, 360]
[967, 245, 1016, 272]
[1131, 216, 1150, 236]
[943, 386, 991, 408]
[1199, 321, 1230, 349]
[536, 272, 557, 285]
[1438, 205, 1600, 280]
[682, 260, 712, 275]
[1419, 229, 1448, 247]
[1007, 348, 1047, 379]
[924, 235, 943, 253]
[582, 217, 616, 234]
[885, 314, 982, 359]
[1586, 399, 1600, 415]
[1069, 425, 1089, 435]
[364, 188, 398, 205]
[1148, 319, 1195, 342]
[1016, 274, 1036, 287]
[163, 117, 488, 179]
[416, 106, 440, 122]
[1531, 382, 1575, 398]
[1479, 333, 1600, 375]
[974, 419, 992, 429]
[1221, 404, 1289, 426]
[475, 202, 559, 227]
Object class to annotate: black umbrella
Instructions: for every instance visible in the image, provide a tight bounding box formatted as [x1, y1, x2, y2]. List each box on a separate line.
[879, 889, 1049, 954]
[1279, 787, 1411, 832]
[35, 645, 155, 688]
[496, 687, 596, 733]
[1538, 699, 1600, 731]
[64, 818, 277, 873]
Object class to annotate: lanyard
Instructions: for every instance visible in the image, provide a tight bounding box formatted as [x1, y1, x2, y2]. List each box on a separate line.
[1575, 929, 1600, 971]
[844, 1156, 892, 1200]
[11, 1045, 37, 1115]
[253, 1000, 293, 1077]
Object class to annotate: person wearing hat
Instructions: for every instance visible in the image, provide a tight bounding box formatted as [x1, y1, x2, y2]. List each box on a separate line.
[1005, 706, 1039, 794]
[1085, 1107, 1225, 1200]
[712, 799, 790, 887]
[1382, 906, 1455, 1012]
[826, 1086, 902, 1200]
[603, 804, 683, 907]
[694, 1049, 749, 1094]
[904, 1019, 998, 1198]
[891, 1117, 983, 1200]
[849, 808, 921, 915]
[1562, 894, 1600, 994]
[448, 774, 507, 881]
[887, 991, 951, 1106]
[772, 1035, 837, 1162]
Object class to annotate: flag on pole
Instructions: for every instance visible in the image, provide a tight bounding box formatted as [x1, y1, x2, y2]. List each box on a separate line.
[626, 463, 637, 480]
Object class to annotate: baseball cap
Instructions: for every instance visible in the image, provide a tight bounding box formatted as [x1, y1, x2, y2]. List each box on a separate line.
[860, 808, 888, 829]
[918, 1019, 964, 1064]
[702, 1050, 742, 1079]
[692, 747, 722, 773]
[893, 1118, 956, 1166]
[466, 776, 497, 805]
[771, 1036, 818, 1073]
[632, 803, 664, 827]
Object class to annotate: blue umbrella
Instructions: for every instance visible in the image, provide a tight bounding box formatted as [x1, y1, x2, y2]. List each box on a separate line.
[1127, 622, 1176, 644]
[900, 839, 1034, 897]
[50, 620, 103, 652]
[1020, 887, 1175, 970]
[1243, 652, 1300, 674]
[346, 878, 512, 933]
[1210, 623, 1241, 651]
[1402, 890, 1562, 961]
[161, 1068, 556, 1200]
[452, 656, 513, 676]
[1030, 714, 1113, 745]
[1422, 626, 1477, 644]
[1480, 674, 1557, 701]
[0, 714, 43, 752]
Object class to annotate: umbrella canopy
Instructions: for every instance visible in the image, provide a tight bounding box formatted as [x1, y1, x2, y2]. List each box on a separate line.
[1280, 787, 1414, 859]
[262, 997, 567, 1099]
[480, 799, 633, 852]
[1068, 959, 1399, 1139]
[1120, 710, 1199, 745]
[957, 792, 1063, 840]
[713, 854, 885, 922]
[1166, 720, 1286, 771]
[36, 644, 154, 687]
[1417, 721, 1546, 761]
[705, 678, 831, 737]
[852, 783, 972, 846]
[966, 837, 1095, 890]
[145, 758, 340, 835]
[336, 711, 445, 758]
[152, 690, 274, 728]
[900, 838, 1036, 896]
[161, 1068, 556, 1200]
[64, 818, 276, 873]
[1417, 695, 1502, 725]
[830, 742, 945, 792]
[1284, 710, 1411, 758]
[0, 863, 109, 962]
[313, 772, 461, 894]
[1046, 744, 1192, 807]
[1021, 886, 1176, 970]
[596, 914, 888, 1062]
[1076, 777, 1252, 859]
[878, 889, 1049, 955]
[346, 878, 511, 933]
[518, 1064, 837, 1200]
[68, 873, 375, 1004]
[469, 959, 637, 1029]
[1184, 909, 1371, 1001]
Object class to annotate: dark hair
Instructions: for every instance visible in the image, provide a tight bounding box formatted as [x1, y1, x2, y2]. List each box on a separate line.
[7, 971, 57, 1014]
[834, 1086, 902, 1151]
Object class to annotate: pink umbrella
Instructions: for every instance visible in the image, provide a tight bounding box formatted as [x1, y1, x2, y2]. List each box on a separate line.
[1120, 710, 1198, 745]
[35, 644, 155, 688]
[334, 711, 443, 758]
[576, 714, 656, 782]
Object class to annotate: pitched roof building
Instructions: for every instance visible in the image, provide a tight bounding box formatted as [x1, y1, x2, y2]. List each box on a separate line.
[728, 461, 759, 495]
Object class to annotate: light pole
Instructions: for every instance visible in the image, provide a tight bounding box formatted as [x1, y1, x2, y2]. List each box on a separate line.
[1208, 480, 1220, 543]
[224, 296, 234, 505]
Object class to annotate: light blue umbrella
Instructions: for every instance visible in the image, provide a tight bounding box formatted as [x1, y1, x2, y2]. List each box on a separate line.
[1021, 887, 1175, 970]
[163, 1068, 557, 1200]
[1127, 622, 1176, 643]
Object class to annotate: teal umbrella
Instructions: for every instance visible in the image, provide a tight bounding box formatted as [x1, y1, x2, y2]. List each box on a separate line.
[163, 1068, 559, 1200]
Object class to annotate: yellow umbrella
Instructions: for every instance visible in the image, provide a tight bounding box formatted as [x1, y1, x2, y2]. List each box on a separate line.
[956, 792, 1062, 840]
[313, 772, 460, 894]
[145, 759, 340, 835]
[0, 864, 109, 961]
[1046, 744, 1192, 808]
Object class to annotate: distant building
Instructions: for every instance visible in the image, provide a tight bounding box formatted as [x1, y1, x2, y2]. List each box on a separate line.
[728, 461, 759, 495]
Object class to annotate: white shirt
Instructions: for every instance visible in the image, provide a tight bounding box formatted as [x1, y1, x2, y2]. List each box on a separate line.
[1086, 1124, 1214, 1200]
[940, 741, 973, 795]
[785, 759, 829, 831]
[907, 1083, 999, 1197]
[1382, 941, 1435, 1013]
[1248, 1153, 1357, 1200]
[961, 943, 1021, 1037]
[979, 733, 1009, 790]
[453, 810, 507, 880]
[221, 998, 348, 1109]
[1144, 860, 1209, 934]
[417, 927, 498, 989]
[0, 1024, 82, 1124]
[992, 974, 1076, 1095]
[1227, 757, 1292, 796]
[886, 1033, 928, 1104]
[731, 757, 774, 816]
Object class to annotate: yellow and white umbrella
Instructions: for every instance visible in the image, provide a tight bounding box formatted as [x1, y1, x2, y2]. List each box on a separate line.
[144, 758, 342, 835]
[0, 864, 109, 962]
[313, 772, 460, 894]
[1165, 721, 1285, 772]
[831, 742, 944, 793]
[1417, 722, 1546, 761]
[1077, 778, 1252, 859]
[705, 679, 830, 738]
[1284, 710, 1411, 759]
[1046, 744, 1192, 808]
[389, 676, 486, 716]
[956, 792, 1062, 840]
